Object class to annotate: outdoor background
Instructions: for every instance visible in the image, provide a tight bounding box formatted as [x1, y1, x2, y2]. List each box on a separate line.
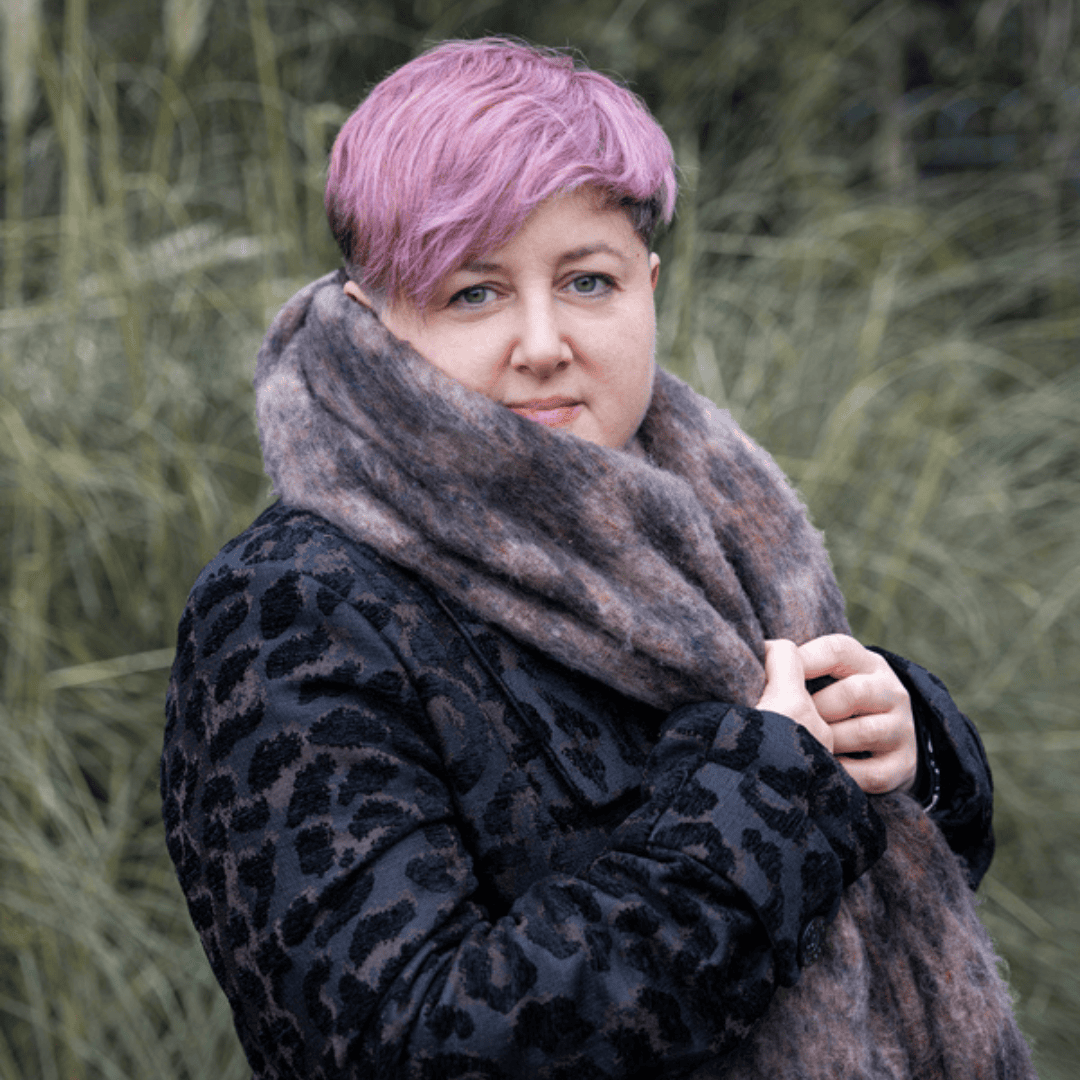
[1, 0, 1078, 1076]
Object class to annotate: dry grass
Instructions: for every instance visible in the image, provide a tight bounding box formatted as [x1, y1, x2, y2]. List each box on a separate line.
[2, 1, 1077, 1076]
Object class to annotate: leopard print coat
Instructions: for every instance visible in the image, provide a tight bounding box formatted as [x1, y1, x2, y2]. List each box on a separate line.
[162, 503, 997, 1080]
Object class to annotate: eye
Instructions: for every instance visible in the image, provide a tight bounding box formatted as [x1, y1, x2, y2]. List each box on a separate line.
[450, 284, 496, 307]
[567, 274, 614, 296]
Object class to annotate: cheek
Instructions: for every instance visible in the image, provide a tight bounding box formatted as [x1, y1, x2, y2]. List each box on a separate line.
[625, 315, 658, 423]
[415, 335, 500, 396]
[596, 322, 655, 442]
[628, 358, 656, 426]
[619, 312, 656, 390]
[381, 308, 503, 398]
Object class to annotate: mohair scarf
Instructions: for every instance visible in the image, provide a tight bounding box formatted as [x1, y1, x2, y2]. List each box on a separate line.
[255, 270, 1036, 1080]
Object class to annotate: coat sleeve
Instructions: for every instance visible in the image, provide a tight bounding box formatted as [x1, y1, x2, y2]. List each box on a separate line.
[162, 559, 886, 1080]
[871, 647, 994, 889]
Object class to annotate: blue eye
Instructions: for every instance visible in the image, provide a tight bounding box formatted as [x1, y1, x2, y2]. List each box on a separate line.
[570, 274, 612, 295]
[452, 285, 494, 306]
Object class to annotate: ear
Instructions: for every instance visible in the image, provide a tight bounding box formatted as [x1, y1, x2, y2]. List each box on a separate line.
[343, 280, 376, 310]
[649, 252, 660, 291]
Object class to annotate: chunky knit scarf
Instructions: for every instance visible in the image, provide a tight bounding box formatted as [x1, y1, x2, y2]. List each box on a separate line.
[255, 270, 1036, 1079]
[256, 271, 847, 710]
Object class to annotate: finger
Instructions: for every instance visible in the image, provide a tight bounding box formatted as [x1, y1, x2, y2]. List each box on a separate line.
[811, 672, 904, 723]
[828, 712, 901, 756]
[759, 641, 813, 713]
[762, 638, 803, 689]
[836, 748, 917, 796]
[759, 641, 833, 752]
[798, 634, 878, 682]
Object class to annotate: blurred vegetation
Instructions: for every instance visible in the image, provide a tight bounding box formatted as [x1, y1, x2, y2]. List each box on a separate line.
[1, 0, 1077, 1076]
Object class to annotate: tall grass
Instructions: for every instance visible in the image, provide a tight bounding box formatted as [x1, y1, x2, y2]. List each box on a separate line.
[1, 1, 1077, 1077]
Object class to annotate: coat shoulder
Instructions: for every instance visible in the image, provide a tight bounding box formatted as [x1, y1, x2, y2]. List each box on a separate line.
[165, 502, 448, 768]
[198, 501, 424, 608]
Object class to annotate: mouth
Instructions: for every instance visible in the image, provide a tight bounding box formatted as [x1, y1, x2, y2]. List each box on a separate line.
[507, 398, 583, 428]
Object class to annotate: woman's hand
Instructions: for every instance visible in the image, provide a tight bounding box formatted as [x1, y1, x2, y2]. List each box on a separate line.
[798, 634, 917, 795]
[756, 639, 834, 752]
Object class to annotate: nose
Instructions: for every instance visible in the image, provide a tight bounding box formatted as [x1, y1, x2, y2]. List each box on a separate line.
[511, 295, 571, 378]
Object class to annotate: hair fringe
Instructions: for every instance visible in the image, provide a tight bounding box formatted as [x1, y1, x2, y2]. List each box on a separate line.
[325, 37, 678, 307]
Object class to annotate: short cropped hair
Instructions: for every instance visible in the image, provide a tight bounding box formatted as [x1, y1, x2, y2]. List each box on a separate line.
[325, 38, 678, 308]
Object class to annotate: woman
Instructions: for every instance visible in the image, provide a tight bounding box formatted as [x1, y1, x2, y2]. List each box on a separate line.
[162, 39, 1028, 1079]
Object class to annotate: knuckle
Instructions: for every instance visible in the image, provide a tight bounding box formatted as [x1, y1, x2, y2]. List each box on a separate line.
[818, 634, 865, 678]
[824, 634, 850, 662]
[837, 683, 861, 720]
[840, 673, 876, 717]
[872, 657, 907, 697]
[860, 759, 895, 794]
[869, 650, 891, 674]
[855, 712, 887, 747]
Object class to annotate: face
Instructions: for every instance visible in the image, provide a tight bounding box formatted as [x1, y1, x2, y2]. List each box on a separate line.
[344, 188, 661, 450]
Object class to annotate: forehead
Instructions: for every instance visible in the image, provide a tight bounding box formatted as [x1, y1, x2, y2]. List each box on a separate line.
[462, 242, 631, 275]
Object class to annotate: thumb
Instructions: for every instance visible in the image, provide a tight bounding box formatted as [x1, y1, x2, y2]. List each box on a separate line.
[762, 638, 803, 691]
[758, 639, 833, 752]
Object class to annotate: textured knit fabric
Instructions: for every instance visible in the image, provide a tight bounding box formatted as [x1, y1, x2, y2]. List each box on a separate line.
[162, 504, 1020, 1080]
[693, 793, 1030, 1080]
[254, 270, 848, 711]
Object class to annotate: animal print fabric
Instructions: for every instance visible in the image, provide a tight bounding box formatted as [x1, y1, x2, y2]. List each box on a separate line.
[163, 504, 993, 1080]
[690, 792, 1033, 1080]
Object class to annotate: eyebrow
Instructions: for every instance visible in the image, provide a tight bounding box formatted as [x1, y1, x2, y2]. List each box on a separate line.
[558, 242, 628, 265]
[461, 242, 629, 274]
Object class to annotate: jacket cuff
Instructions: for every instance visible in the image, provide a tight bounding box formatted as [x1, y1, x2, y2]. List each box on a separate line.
[710, 707, 887, 887]
[870, 647, 995, 888]
[638, 703, 886, 987]
[908, 712, 941, 810]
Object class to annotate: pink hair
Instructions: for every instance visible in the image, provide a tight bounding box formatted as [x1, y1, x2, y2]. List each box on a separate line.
[325, 38, 678, 307]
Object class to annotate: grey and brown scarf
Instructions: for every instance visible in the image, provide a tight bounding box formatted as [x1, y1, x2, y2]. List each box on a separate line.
[255, 270, 1036, 1079]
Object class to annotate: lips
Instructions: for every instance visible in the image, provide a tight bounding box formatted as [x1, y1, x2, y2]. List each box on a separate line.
[507, 398, 583, 428]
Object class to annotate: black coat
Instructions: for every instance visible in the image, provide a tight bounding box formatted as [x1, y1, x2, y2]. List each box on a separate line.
[162, 502, 994, 1080]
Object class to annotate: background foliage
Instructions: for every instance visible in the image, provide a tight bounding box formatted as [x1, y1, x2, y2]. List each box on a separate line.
[1, 0, 1077, 1076]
